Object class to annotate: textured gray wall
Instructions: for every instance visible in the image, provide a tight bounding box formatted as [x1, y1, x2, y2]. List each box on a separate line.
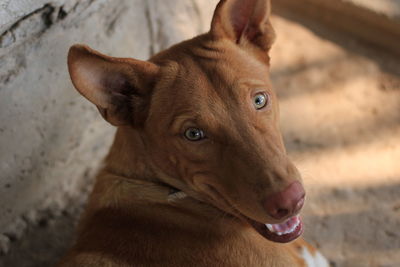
[0, 0, 218, 254]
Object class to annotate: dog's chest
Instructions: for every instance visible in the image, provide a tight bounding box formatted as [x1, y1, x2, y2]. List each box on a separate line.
[124, 215, 299, 266]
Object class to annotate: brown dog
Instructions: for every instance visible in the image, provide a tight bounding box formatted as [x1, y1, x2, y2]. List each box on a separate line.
[59, 0, 329, 266]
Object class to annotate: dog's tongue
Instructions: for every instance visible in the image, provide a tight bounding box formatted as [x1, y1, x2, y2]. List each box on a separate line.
[247, 215, 303, 243]
[265, 216, 301, 235]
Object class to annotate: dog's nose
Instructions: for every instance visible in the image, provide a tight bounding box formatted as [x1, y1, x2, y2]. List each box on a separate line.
[263, 181, 305, 220]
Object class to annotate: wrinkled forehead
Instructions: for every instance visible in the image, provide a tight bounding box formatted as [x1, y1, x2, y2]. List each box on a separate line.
[149, 41, 272, 124]
[188, 42, 271, 94]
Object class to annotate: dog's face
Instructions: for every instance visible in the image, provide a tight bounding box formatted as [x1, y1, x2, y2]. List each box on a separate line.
[68, 0, 305, 243]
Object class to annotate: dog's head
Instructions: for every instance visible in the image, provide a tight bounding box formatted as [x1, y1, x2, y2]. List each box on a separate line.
[68, 0, 305, 243]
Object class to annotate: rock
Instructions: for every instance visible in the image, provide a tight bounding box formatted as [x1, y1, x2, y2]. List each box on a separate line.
[0, 234, 10, 255]
[4, 218, 27, 241]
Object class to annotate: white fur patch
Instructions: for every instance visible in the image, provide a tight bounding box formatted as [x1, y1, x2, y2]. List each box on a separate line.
[300, 247, 330, 267]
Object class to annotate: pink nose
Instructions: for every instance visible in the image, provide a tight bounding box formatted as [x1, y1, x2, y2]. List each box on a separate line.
[263, 181, 305, 220]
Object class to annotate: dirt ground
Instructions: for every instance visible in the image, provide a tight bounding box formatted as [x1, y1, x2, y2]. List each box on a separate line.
[271, 15, 400, 267]
[1, 15, 399, 267]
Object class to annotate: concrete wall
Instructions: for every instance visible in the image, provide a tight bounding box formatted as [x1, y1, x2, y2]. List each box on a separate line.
[0, 0, 218, 254]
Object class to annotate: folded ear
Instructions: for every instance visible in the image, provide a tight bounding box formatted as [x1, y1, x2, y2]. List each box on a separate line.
[210, 0, 275, 55]
[67, 45, 159, 126]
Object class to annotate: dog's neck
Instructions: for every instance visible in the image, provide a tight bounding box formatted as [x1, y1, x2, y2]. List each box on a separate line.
[102, 127, 190, 200]
[104, 127, 156, 181]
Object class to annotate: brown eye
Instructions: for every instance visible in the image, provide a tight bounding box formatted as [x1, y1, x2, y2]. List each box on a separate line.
[184, 128, 205, 141]
[253, 92, 269, 110]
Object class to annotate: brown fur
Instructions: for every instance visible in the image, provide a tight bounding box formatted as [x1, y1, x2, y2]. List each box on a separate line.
[59, 0, 318, 266]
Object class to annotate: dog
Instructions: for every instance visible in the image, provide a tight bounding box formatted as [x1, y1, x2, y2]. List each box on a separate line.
[59, 0, 330, 266]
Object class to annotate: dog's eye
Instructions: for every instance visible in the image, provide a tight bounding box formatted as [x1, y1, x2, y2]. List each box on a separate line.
[184, 128, 205, 141]
[253, 92, 269, 110]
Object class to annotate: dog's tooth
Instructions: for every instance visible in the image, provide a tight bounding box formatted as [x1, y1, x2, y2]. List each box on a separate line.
[293, 218, 300, 229]
[266, 218, 301, 235]
[265, 224, 275, 232]
[287, 219, 300, 234]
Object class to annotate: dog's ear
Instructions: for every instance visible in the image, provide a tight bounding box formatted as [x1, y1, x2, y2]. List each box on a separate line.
[68, 45, 159, 126]
[210, 0, 275, 54]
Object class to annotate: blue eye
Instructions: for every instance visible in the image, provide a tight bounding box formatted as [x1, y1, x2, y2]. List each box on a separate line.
[184, 128, 205, 141]
[253, 92, 269, 110]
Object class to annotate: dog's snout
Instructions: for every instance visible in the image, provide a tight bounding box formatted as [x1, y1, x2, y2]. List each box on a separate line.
[263, 181, 305, 220]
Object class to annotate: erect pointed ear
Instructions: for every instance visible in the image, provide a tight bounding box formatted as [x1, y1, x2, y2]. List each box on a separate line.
[210, 0, 275, 53]
[67, 45, 159, 126]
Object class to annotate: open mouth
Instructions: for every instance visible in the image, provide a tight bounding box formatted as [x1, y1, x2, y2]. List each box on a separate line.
[203, 185, 304, 243]
[246, 215, 303, 243]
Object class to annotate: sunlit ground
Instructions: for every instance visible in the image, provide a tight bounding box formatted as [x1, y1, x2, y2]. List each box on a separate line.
[271, 15, 400, 267]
